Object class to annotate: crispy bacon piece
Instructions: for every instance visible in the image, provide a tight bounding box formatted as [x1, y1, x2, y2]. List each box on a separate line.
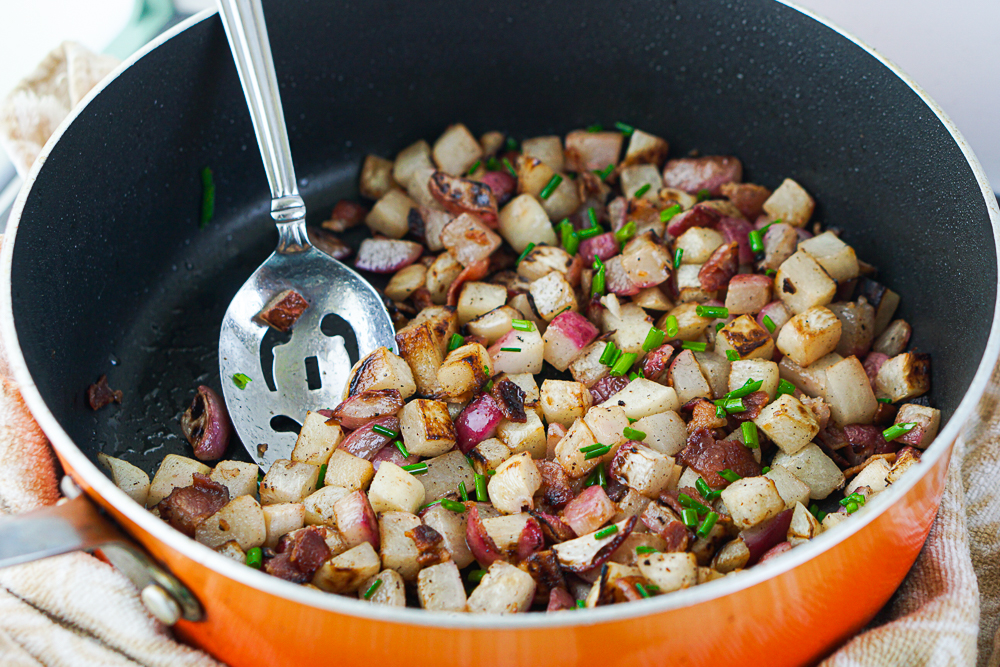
[640, 500, 690, 551]
[490, 378, 527, 423]
[843, 423, 890, 465]
[429, 171, 499, 227]
[589, 375, 629, 405]
[257, 289, 309, 332]
[699, 242, 739, 291]
[407, 523, 451, 567]
[726, 390, 770, 423]
[267, 526, 333, 583]
[687, 398, 728, 434]
[522, 550, 567, 604]
[658, 486, 710, 517]
[536, 461, 575, 510]
[640, 344, 675, 382]
[662, 156, 743, 196]
[321, 199, 368, 232]
[87, 374, 122, 410]
[720, 182, 771, 221]
[156, 473, 230, 537]
[446, 258, 491, 306]
[677, 428, 761, 489]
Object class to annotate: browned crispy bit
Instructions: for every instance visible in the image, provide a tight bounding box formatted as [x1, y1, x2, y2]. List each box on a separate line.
[87, 374, 122, 410]
[257, 289, 309, 332]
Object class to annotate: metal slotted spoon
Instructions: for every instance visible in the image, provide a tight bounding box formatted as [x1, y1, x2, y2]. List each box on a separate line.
[216, 0, 396, 469]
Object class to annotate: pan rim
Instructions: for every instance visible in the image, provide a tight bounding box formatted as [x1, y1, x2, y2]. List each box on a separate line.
[1, 1, 998, 631]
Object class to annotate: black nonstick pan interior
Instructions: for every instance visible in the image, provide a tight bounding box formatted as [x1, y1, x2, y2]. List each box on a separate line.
[7, 0, 996, 479]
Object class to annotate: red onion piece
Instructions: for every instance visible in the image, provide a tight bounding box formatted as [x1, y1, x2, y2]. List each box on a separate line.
[517, 517, 546, 561]
[354, 238, 423, 274]
[455, 394, 503, 453]
[339, 415, 400, 460]
[370, 441, 419, 471]
[579, 232, 620, 265]
[741, 509, 793, 565]
[466, 504, 503, 567]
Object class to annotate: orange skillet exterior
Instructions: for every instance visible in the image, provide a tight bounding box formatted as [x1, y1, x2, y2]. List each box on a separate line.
[60, 439, 951, 667]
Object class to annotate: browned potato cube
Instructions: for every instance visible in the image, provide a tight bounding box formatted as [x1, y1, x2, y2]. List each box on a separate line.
[312, 542, 381, 594]
[393, 140, 434, 190]
[400, 399, 457, 457]
[291, 410, 343, 465]
[365, 190, 416, 239]
[432, 124, 483, 176]
[716, 314, 775, 361]
[437, 343, 492, 397]
[762, 178, 814, 227]
[359, 154, 395, 200]
[379, 511, 422, 581]
[259, 459, 321, 505]
[358, 569, 406, 606]
[540, 379, 592, 427]
[323, 450, 375, 492]
[776, 306, 842, 367]
[194, 495, 266, 551]
[417, 561, 468, 612]
[345, 346, 417, 400]
[875, 352, 931, 402]
[775, 250, 837, 314]
[395, 322, 445, 397]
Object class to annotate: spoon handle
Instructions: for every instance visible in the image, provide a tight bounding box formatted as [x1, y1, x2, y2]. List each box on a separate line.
[217, 0, 308, 248]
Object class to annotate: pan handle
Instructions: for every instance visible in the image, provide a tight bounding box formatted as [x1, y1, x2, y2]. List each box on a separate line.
[0, 481, 202, 624]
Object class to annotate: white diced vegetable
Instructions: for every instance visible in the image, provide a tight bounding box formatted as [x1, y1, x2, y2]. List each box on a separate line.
[798, 232, 859, 283]
[291, 411, 344, 465]
[442, 215, 502, 270]
[488, 453, 542, 514]
[787, 501, 823, 546]
[620, 164, 663, 200]
[312, 542, 381, 594]
[344, 346, 416, 400]
[764, 465, 812, 509]
[637, 552, 697, 593]
[674, 227, 724, 264]
[365, 189, 415, 239]
[209, 460, 259, 499]
[393, 140, 434, 190]
[422, 504, 475, 569]
[529, 272, 578, 322]
[720, 477, 785, 529]
[716, 314, 775, 361]
[425, 252, 464, 305]
[753, 394, 820, 455]
[540, 379, 592, 427]
[845, 458, 892, 499]
[497, 410, 547, 458]
[893, 404, 941, 449]
[437, 343, 492, 398]
[469, 438, 513, 474]
[584, 405, 630, 450]
[418, 561, 468, 612]
[489, 327, 544, 375]
[554, 418, 599, 479]
[467, 305, 521, 345]
[368, 462, 426, 514]
[419, 450, 476, 503]
[467, 561, 536, 614]
[875, 352, 931, 402]
[658, 302, 715, 341]
[772, 443, 845, 499]
[623, 128, 669, 167]
[262, 502, 305, 548]
[259, 459, 320, 505]
[762, 178, 814, 227]
[98, 454, 150, 506]
[543, 311, 599, 371]
[323, 450, 375, 492]
[778, 353, 843, 397]
[776, 306, 842, 368]
[303, 485, 352, 526]
[359, 154, 395, 200]
[498, 194, 559, 253]
[600, 378, 681, 419]
[728, 359, 780, 400]
[195, 495, 266, 551]
[822, 355, 878, 427]
[612, 443, 676, 498]
[401, 399, 457, 457]
[669, 350, 712, 405]
[148, 454, 211, 507]
[521, 135, 565, 171]
[432, 124, 482, 176]
[359, 569, 406, 606]
[379, 511, 421, 581]
[632, 411, 688, 456]
[775, 250, 836, 314]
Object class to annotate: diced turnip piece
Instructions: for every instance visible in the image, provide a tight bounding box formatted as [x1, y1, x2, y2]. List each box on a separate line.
[358, 569, 406, 606]
[778, 353, 843, 397]
[772, 443, 845, 499]
[611, 443, 676, 499]
[497, 410, 547, 458]
[721, 477, 785, 529]
[425, 252, 464, 304]
[98, 454, 150, 506]
[487, 327, 543, 375]
[417, 450, 476, 503]
[568, 338, 611, 387]
[262, 502, 305, 548]
[875, 352, 931, 402]
[765, 465, 812, 510]
[845, 458, 892, 499]
[521, 135, 565, 171]
[488, 452, 542, 515]
[623, 129, 669, 167]
[437, 342, 492, 397]
[583, 405, 630, 450]
[456, 283, 507, 328]
[368, 462, 426, 515]
[481, 513, 533, 551]
[441, 214, 502, 269]
[887, 447, 921, 484]
[893, 404, 941, 449]
[758, 300, 793, 339]
[359, 154, 395, 200]
[787, 501, 823, 547]
[798, 232, 858, 283]
[603, 254, 640, 296]
[290, 411, 343, 466]
[716, 314, 776, 362]
[669, 350, 712, 405]
[552, 518, 635, 573]
[821, 513, 850, 531]
[498, 194, 559, 253]
[754, 394, 819, 455]
[432, 124, 482, 176]
[620, 164, 663, 200]
[658, 302, 715, 341]
[312, 542, 381, 594]
[775, 250, 837, 314]
[393, 140, 434, 190]
[725, 274, 773, 315]
[564, 130, 623, 173]
[384, 265, 427, 303]
[873, 319, 911, 357]
[828, 300, 876, 358]
[519, 160, 580, 220]
[600, 378, 681, 419]
[674, 263, 716, 303]
[762, 178, 814, 227]
[560, 486, 616, 536]
[554, 418, 599, 478]
[543, 311, 599, 371]
[758, 223, 798, 272]
[467, 561, 537, 614]
[540, 379, 592, 427]
[329, 390, 404, 431]
[378, 511, 422, 581]
[637, 552, 697, 593]
[776, 306, 842, 368]
[729, 359, 780, 400]
[466, 305, 520, 345]
[469, 437, 512, 475]
[516, 245, 574, 283]
[148, 454, 211, 507]
[857, 278, 901, 336]
[400, 399, 457, 457]
[422, 504, 475, 568]
[418, 561, 468, 612]
[364, 190, 417, 239]
[415, 207, 454, 252]
[345, 346, 417, 400]
[711, 538, 750, 573]
[215, 540, 246, 564]
[209, 460, 258, 499]
[395, 323, 445, 397]
[692, 352, 730, 399]
[603, 302, 655, 355]
[621, 233, 672, 288]
[194, 495, 266, 550]
[303, 485, 351, 526]
[823, 355, 878, 427]
[406, 166, 443, 212]
[631, 411, 687, 456]
[529, 272, 578, 321]
[633, 287, 674, 312]
[321, 450, 375, 492]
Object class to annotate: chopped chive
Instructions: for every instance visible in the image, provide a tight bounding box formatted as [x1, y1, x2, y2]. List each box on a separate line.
[845, 501, 859, 514]
[664, 315, 679, 338]
[576, 600, 586, 609]
[809, 503, 827, 522]
[695, 477, 712, 498]
[200, 167, 215, 229]
[725, 349, 739, 361]
[578, 225, 603, 240]
[678, 493, 710, 515]
[696, 305, 729, 319]
[584, 445, 612, 460]
[716, 322, 725, 333]
[642, 327, 666, 351]
[681, 341, 707, 352]
[725, 378, 763, 400]
[500, 347, 522, 352]
[586, 123, 604, 133]
[232, 373, 252, 390]
[593, 256, 605, 272]
[395, 440, 410, 458]
[633, 183, 652, 198]
[459, 481, 469, 502]
[540, 174, 563, 200]
[484, 379, 494, 392]
[583, 462, 606, 488]
[246, 546, 262, 569]
[762, 466, 771, 474]
[614, 121, 635, 135]
[681, 508, 698, 528]
[763, 315, 776, 333]
[474, 473, 488, 501]
[742, 421, 759, 448]
[503, 157, 516, 178]
[467, 160, 481, 175]
[748, 229, 764, 255]
[561, 222, 580, 255]
[723, 397, 745, 413]
[636, 582, 651, 598]
[628, 371, 640, 381]
[614, 221, 637, 246]
[776, 379, 797, 397]
[610, 352, 638, 377]
[696, 511, 719, 537]
[592, 265, 606, 297]
[877, 397, 893, 404]
[421, 499, 444, 510]
[587, 207, 598, 228]
[765, 268, 776, 277]
[635, 545, 659, 555]
[609, 347, 623, 367]
[599, 341, 619, 366]
[505, 136, 519, 152]
[441, 498, 466, 513]
[840, 493, 866, 507]
[401, 462, 428, 475]
[579, 442, 607, 454]
[316, 464, 327, 489]
[696, 189, 711, 202]
[719, 469, 742, 483]
[674, 247, 684, 268]
[448, 333, 464, 351]
[486, 156, 500, 171]
[646, 584, 661, 592]
[555, 305, 573, 317]
[716, 404, 726, 419]
[660, 204, 682, 223]
[468, 569, 487, 583]
[372, 424, 399, 439]
[516, 242, 536, 266]
[623, 426, 646, 441]
[594, 525, 618, 539]
[511, 319, 535, 332]
[595, 163, 615, 180]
